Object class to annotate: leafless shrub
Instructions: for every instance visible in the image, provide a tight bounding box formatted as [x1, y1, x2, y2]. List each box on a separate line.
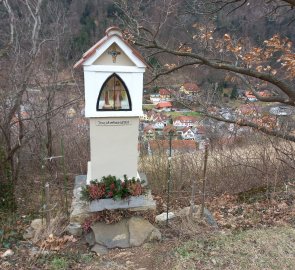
[32, 212, 68, 244]
[140, 134, 295, 206]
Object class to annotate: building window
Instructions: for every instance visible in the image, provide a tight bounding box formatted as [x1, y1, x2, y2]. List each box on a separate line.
[97, 74, 132, 111]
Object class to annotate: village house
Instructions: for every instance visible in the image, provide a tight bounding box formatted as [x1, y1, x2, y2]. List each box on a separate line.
[159, 88, 172, 101]
[173, 116, 199, 128]
[155, 101, 173, 112]
[152, 120, 166, 130]
[178, 127, 195, 140]
[150, 94, 161, 104]
[143, 125, 156, 140]
[141, 111, 171, 127]
[244, 91, 257, 102]
[244, 90, 272, 102]
[162, 125, 177, 138]
[140, 112, 149, 122]
[153, 113, 169, 123]
[179, 82, 200, 96]
[148, 139, 197, 155]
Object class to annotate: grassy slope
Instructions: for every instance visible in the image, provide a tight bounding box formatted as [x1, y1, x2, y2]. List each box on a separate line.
[174, 226, 295, 270]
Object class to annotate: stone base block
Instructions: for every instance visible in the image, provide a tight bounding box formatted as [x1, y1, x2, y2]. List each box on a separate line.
[89, 191, 156, 212]
[86, 217, 161, 249]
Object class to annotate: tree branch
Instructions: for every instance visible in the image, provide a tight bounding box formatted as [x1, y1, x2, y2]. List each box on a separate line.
[136, 40, 295, 104]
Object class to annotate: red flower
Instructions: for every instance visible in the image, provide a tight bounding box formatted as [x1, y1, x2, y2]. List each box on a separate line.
[89, 184, 105, 199]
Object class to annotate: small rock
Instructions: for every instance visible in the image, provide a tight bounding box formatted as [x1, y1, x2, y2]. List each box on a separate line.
[30, 219, 46, 231]
[1, 249, 14, 258]
[85, 230, 96, 246]
[23, 227, 35, 240]
[91, 220, 129, 249]
[175, 206, 218, 228]
[148, 228, 162, 242]
[203, 208, 218, 228]
[155, 212, 175, 223]
[126, 260, 134, 266]
[29, 247, 49, 257]
[175, 206, 193, 217]
[91, 244, 109, 255]
[129, 217, 161, 247]
[67, 223, 82, 236]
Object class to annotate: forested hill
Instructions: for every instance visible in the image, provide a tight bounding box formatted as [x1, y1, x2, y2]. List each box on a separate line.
[11, 0, 292, 65]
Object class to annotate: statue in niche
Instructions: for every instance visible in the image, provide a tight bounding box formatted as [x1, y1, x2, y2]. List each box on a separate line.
[98, 75, 131, 111]
[114, 81, 122, 110]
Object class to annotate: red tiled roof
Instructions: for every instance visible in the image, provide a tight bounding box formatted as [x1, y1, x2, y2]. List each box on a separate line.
[74, 26, 148, 68]
[174, 116, 198, 123]
[156, 102, 172, 109]
[163, 125, 176, 134]
[181, 127, 192, 133]
[159, 88, 171, 95]
[144, 125, 155, 132]
[245, 91, 256, 99]
[183, 83, 199, 92]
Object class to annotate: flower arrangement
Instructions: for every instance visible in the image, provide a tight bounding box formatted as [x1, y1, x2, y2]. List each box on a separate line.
[81, 175, 145, 202]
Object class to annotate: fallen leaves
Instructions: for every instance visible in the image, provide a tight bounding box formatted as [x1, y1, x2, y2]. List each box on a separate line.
[39, 234, 77, 251]
[209, 191, 295, 230]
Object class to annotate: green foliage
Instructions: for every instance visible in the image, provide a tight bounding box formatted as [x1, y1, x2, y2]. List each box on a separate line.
[81, 175, 145, 202]
[70, 2, 96, 57]
[50, 257, 69, 270]
[148, 57, 162, 71]
[107, 3, 123, 18]
[230, 85, 238, 99]
[0, 212, 24, 248]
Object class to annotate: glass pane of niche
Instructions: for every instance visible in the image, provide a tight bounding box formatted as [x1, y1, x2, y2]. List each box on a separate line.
[97, 75, 131, 111]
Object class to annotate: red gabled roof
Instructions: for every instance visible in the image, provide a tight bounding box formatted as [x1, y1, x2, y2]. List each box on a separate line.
[144, 125, 155, 132]
[163, 125, 176, 134]
[182, 83, 199, 92]
[245, 90, 256, 99]
[74, 26, 148, 69]
[159, 88, 171, 95]
[181, 127, 192, 133]
[156, 101, 172, 109]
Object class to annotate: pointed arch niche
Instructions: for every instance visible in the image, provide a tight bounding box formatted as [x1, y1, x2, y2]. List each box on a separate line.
[97, 74, 132, 111]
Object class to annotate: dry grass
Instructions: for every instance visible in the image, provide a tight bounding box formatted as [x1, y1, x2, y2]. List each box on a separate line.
[140, 136, 295, 202]
[32, 212, 68, 243]
[174, 226, 295, 270]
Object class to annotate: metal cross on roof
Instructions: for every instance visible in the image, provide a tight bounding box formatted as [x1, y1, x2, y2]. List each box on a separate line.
[108, 44, 121, 63]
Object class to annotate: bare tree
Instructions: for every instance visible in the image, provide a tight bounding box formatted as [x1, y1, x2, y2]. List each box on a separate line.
[116, 0, 295, 141]
[0, 0, 81, 210]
